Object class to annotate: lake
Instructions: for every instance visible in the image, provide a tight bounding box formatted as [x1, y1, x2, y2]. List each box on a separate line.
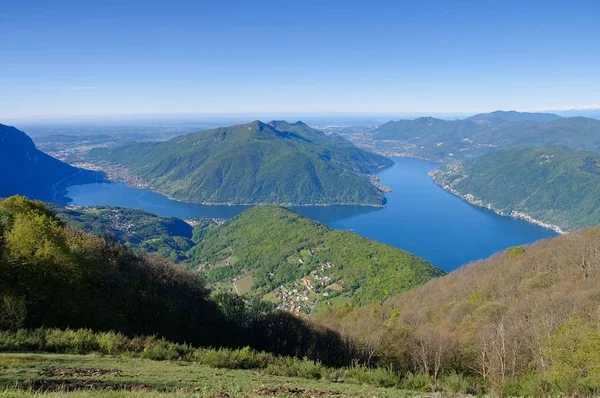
[66, 157, 557, 271]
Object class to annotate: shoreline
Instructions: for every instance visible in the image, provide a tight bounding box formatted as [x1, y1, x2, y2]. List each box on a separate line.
[70, 180, 387, 209]
[428, 172, 564, 235]
[74, 161, 390, 209]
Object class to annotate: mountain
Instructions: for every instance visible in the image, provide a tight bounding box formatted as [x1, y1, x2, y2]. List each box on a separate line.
[468, 110, 562, 123]
[430, 146, 600, 231]
[317, 223, 600, 396]
[188, 206, 444, 313]
[87, 120, 393, 206]
[371, 111, 600, 161]
[0, 123, 104, 202]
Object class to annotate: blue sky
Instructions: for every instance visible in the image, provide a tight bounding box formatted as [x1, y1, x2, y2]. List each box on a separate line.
[1, 0, 599, 119]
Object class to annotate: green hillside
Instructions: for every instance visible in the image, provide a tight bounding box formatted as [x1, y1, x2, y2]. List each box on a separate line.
[49, 205, 203, 261]
[430, 146, 600, 231]
[87, 120, 393, 205]
[0, 196, 348, 364]
[371, 112, 600, 161]
[0, 124, 104, 203]
[189, 206, 444, 312]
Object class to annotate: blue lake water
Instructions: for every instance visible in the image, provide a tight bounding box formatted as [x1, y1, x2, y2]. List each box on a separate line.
[66, 158, 557, 271]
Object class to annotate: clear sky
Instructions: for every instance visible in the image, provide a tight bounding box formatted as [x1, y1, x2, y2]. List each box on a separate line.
[2, 0, 599, 119]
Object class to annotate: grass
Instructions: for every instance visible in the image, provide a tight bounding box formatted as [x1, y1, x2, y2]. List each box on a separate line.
[0, 353, 419, 397]
[233, 272, 254, 295]
[313, 293, 353, 314]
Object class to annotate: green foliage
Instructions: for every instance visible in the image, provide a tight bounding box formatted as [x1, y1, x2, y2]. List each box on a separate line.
[0, 296, 26, 330]
[400, 372, 435, 392]
[432, 146, 600, 231]
[95, 331, 129, 354]
[45, 329, 97, 354]
[0, 196, 223, 344]
[501, 372, 547, 397]
[265, 356, 325, 380]
[51, 205, 197, 261]
[439, 372, 471, 393]
[87, 120, 392, 205]
[546, 317, 600, 394]
[0, 196, 350, 364]
[344, 364, 399, 388]
[189, 206, 443, 308]
[194, 346, 271, 369]
[505, 246, 526, 258]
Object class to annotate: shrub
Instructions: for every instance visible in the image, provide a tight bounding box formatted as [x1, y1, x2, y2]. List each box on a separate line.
[401, 372, 435, 392]
[440, 372, 470, 393]
[96, 331, 128, 354]
[326, 368, 346, 383]
[505, 246, 526, 258]
[345, 364, 399, 388]
[46, 328, 97, 353]
[0, 329, 46, 351]
[265, 356, 324, 380]
[502, 373, 547, 397]
[139, 337, 182, 361]
[194, 346, 271, 370]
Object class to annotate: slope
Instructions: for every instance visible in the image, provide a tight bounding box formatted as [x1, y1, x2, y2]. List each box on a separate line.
[50, 205, 200, 261]
[317, 224, 600, 394]
[430, 146, 600, 231]
[87, 121, 393, 205]
[0, 124, 105, 203]
[188, 206, 444, 312]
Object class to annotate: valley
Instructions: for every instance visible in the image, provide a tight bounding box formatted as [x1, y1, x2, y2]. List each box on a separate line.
[4, 2, 599, 396]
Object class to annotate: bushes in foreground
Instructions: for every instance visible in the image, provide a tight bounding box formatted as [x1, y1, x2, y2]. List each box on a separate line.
[8, 328, 590, 395]
[0, 328, 475, 392]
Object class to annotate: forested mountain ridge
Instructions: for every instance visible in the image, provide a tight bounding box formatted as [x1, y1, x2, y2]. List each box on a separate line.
[0, 124, 105, 202]
[316, 222, 600, 396]
[430, 146, 600, 231]
[50, 205, 209, 261]
[468, 110, 562, 123]
[86, 120, 393, 206]
[371, 111, 600, 161]
[189, 206, 444, 313]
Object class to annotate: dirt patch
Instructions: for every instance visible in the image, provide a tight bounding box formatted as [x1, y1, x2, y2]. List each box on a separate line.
[23, 379, 158, 392]
[44, 368, 123, 377]
[326, 283, 343, 292]
[254, 387, 351, 397]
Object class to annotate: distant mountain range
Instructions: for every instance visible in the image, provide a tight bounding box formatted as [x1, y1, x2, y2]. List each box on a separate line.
[0, 123, 104, 203]
[431, 146, 600, 231]
[372, 111, 600, 161]
[87, 120, 393, 206]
